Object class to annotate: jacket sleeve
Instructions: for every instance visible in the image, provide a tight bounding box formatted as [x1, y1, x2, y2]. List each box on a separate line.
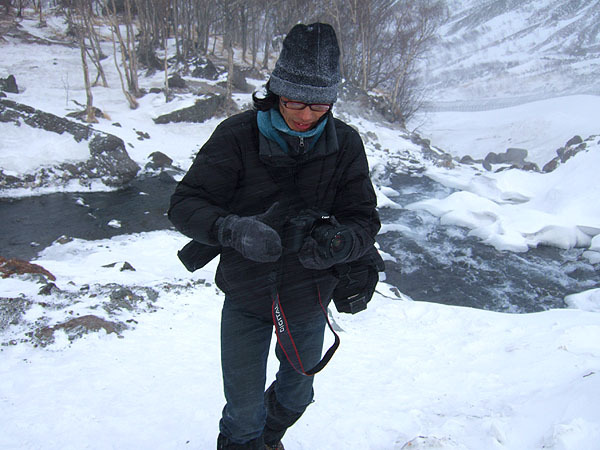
[331, 127, 381, 262]
[168, 120, 243, 245]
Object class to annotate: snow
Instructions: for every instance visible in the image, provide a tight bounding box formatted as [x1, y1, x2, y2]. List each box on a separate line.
[2, 231, 600, 450]
[408, 101, 600, 254]
[0, 121, 90, 175]
[1, 8, 600, 450]
[412, 95, 600, 166]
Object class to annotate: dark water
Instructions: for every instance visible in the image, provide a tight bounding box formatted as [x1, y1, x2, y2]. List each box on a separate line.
[379, 174, 599, 313]
[0, 174, 175, 261]
[1, 173, 598, 313]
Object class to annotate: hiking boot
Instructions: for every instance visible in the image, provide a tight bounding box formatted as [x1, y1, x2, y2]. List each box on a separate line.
[264, 443, 285, 450]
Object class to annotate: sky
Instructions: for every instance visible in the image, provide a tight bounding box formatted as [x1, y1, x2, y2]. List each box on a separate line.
[1, 9, 600, 450]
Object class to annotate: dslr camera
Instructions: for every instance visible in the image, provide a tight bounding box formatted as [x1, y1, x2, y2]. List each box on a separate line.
[284, 210, 353, 259]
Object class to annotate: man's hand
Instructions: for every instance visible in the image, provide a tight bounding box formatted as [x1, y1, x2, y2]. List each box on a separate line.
[216, 204, 282, 262]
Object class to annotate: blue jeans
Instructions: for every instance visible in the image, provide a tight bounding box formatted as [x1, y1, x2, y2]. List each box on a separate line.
[219, 296, 326, 447]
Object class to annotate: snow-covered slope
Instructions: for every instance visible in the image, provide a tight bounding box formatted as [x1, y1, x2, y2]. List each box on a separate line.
[425, 0, 600, 102]
[1, 230, 599, 450]
[1, 8, 600, 450]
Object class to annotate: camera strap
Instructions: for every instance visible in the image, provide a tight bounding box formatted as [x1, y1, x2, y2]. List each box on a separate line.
[271, 287, 340, 376]
[264, 163, 341, 376]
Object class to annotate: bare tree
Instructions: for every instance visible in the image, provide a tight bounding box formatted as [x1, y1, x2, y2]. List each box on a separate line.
[323, 0, 446, 123]
[106, 0, 139, 108]
[64, 0, 98, 123]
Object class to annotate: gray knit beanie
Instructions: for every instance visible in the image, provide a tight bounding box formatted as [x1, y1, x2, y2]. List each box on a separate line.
[269, 23, 341, 104]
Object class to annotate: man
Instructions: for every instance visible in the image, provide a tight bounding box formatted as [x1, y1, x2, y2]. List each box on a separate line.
[169, 23, 380, 450]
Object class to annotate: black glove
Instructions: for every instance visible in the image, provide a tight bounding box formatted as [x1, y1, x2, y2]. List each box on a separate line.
[216, 203, 282, 262]
[298, 228, 355, 270]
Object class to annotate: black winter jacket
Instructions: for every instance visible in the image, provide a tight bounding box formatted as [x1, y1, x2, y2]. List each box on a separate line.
[168, 109, 380, 320]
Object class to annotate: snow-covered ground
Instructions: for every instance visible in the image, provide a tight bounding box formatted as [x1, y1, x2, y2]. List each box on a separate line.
[408, 97, 600, 255]
[1, 10, 600, 450]
[2, 231, 600, 450]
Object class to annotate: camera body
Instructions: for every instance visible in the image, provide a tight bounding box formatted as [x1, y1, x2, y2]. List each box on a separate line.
[284, 210, 352, 259]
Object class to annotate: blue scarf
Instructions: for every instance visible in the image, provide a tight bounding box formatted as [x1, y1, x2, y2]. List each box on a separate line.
[257, 108, 328, 154]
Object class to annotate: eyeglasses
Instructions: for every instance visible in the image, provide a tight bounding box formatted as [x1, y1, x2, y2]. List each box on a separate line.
[280, 98, 331, 112]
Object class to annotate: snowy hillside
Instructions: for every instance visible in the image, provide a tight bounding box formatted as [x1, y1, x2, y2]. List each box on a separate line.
[2, 230, 600, 450]
[1, 7, 600, 450]
[424, 0, 600, 103]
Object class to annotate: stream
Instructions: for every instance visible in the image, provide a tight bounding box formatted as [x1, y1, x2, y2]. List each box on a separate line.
[1, 173, 597, 313]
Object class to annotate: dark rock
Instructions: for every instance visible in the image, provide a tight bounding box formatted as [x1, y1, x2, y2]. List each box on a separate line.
[566, 135, 583, 147]
[149, 87, 162, 94]
[33, 315, 126, 345]
[555, 141, 587, 164]
[484, 152, 501, 165]
[0, 256, 56, 281]
[120, 262, 136, 272]
[560, 147, 577, 163]
[217, 66, 252, 92]
[66, 105, 107, 121]
[521, 162, 540, 172]
[505, 148, 528, 165]
[0, 75, 19, 94]
[107, 287, 144, 311]
[0, 98, 91, 141]
[460, 155, 476, 165]
[135, 130, 150, 140]
[484, 148, 529, 169]
[101, 261, 136, 272]
[153, 94, 226, 124]
[168, 73, 187, 89]
[146, 151, 173, 170]
[542, 157, 560, 173]
[38, 282, 62, 296]
[0, 99, 140, 190]
[192, 58, 220, 80]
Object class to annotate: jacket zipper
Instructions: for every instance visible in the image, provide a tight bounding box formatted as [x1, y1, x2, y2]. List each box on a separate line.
[299, 136, 305, 149]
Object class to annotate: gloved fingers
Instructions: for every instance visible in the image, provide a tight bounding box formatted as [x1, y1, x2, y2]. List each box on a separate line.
[298, 236, 333, 269]
[255, 201, 285, 230]
[239, 221, 282, 262]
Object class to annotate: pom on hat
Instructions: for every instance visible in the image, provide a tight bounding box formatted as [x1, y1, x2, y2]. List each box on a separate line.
[269, 23, 341, 104]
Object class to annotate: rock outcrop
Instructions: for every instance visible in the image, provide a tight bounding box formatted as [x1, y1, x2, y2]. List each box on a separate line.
[0, 99, 140, 190]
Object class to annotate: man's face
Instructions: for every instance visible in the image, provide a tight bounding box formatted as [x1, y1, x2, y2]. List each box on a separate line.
[279, 97, 329, 132]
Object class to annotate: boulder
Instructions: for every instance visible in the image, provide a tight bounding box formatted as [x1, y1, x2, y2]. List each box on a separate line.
[459, 155, 476, 165]
[153, 94, 227, 124]
[217, 66, 253, 93]
[0, 256, 56, 281]
[0, 99, 140, 190]
[484, 151, 502, 165]
[145, 151, 173, 171]
[505, 148, 528, 166]
[192, 58, 220, 80]
[521, 162, 540, 172]
[483, 147, 529, 169]
[542, 157, 560, 173]
[168, 73, 187, 89]
[0, 75, 19, 94]
[33, 315, 126, 345]
[566, 135, 583, 147]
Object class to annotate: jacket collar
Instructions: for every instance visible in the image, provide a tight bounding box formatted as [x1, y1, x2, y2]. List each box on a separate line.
[258, 111, 338, 168]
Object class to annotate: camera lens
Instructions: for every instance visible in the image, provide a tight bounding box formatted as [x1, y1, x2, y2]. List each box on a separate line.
[330, 233, 345, 252]
[312, 225, 352, 259]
